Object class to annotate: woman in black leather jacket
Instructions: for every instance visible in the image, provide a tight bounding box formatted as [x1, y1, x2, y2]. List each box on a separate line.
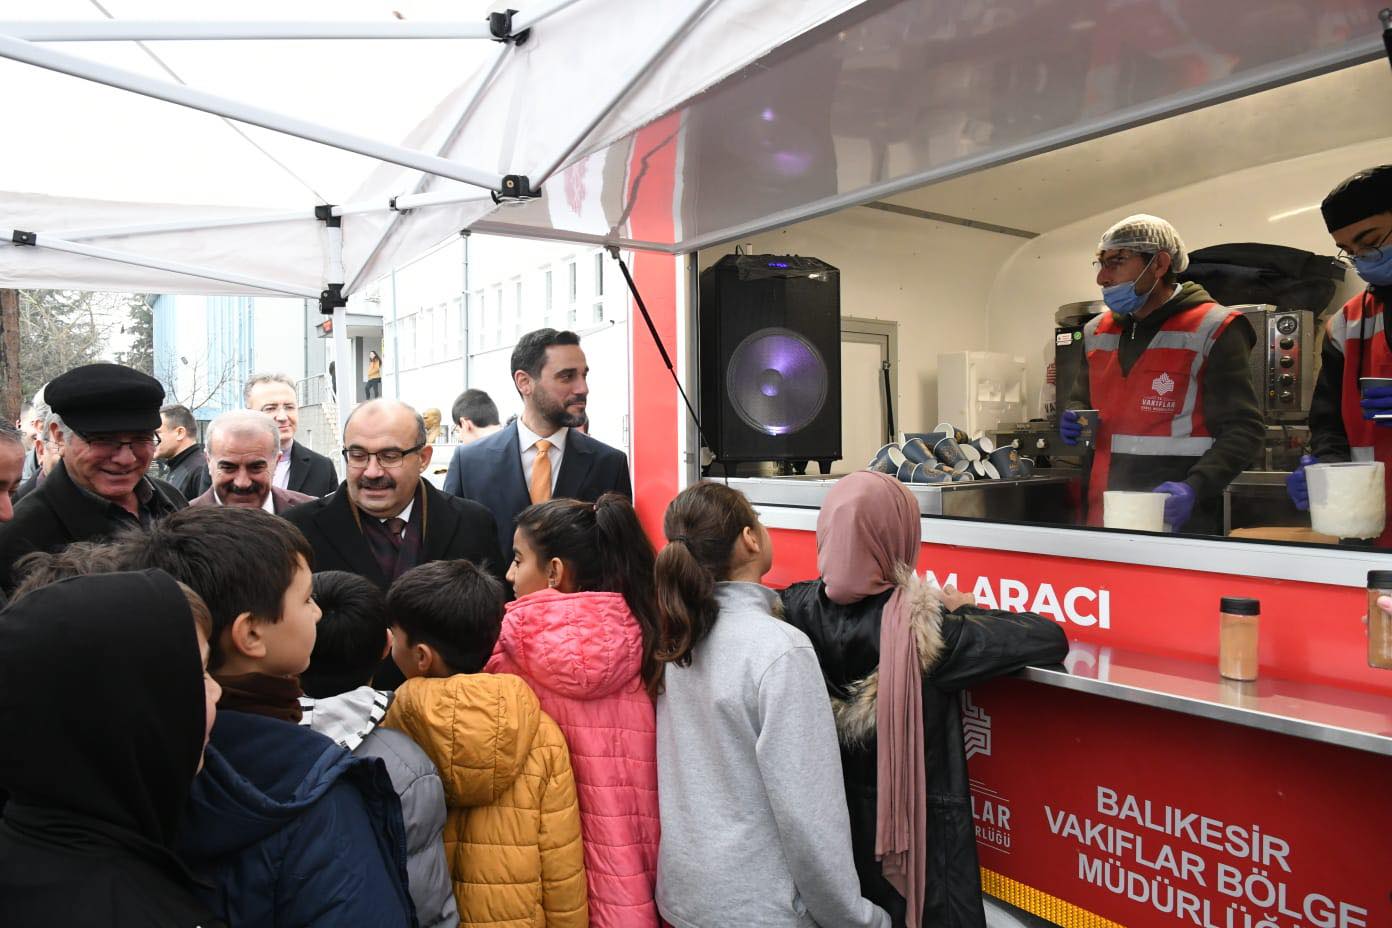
[780, 473, 1068, 928]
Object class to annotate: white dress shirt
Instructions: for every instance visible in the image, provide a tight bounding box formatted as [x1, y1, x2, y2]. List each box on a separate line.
[516, 420, 567, 493]
[273, 444, 292, 490]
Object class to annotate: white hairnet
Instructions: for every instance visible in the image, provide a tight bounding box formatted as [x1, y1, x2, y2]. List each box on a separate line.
[1098, 214, 1189, 273]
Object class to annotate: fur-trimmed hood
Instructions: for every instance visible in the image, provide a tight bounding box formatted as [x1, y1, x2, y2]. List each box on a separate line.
[830, 568, 945, 746]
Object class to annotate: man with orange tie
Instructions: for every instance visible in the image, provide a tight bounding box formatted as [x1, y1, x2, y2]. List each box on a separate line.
[444, 328, 633, 559]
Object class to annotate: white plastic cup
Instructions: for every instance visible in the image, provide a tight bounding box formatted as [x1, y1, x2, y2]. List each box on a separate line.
[1307, 462, 1385, 539]
[1103, 490, 1167, 532]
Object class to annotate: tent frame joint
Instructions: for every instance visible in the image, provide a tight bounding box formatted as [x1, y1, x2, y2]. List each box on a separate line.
[314, 205, 342, 228]
[319, 283, 346, 315]
[11, 230, 35, 246]
[488, 9, 531, 46]
[492, 174, 540, 204]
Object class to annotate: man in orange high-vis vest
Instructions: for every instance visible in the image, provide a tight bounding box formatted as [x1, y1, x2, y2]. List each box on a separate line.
[1288, 165, 1392, 546]
[1062, 215, 1264, 535]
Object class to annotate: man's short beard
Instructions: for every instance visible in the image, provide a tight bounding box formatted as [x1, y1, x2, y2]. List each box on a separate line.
[533, 393, 584, 430]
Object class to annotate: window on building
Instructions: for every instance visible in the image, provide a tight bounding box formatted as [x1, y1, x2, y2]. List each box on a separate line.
[543, 268, 553, 326]
[594, 252, 604, 296]
[513, 279, 523, 338]
[419, 307, 433, 365]
[448, 297, 462, 358]
[401, 315, 415, 369]
[594, 301, 605, 323]
[567, 259, 577, 304]
[493, 285, 503, 346]
[468, 290, 483, 352]
[435, 303, 447, 362]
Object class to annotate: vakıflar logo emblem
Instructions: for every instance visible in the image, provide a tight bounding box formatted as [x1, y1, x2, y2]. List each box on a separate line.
[961, 692, 992, 760]
[1151, 372, 1176, 396]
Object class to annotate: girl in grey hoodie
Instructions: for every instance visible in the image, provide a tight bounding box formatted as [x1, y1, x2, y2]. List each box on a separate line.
[652, 481, 891, 928]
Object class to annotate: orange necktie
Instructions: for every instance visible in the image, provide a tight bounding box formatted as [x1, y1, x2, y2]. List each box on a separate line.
[529, 439, 552, 504]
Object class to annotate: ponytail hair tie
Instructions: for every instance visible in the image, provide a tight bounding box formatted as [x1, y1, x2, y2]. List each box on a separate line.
[668, 534, 691, 545]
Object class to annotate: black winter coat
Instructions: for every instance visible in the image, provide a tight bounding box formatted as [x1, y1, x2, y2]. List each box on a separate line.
[161, 443, 211, 502]
[780, 575, 1068, 928]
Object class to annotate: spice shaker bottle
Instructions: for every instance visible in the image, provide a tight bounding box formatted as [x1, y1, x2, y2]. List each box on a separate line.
[1219, 597, 1260, 681]
[1367, 572, 1392, 670]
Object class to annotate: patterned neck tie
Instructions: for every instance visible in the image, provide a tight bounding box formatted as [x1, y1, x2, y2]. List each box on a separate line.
[529, 439, 552, 504]
[383, 517, 407, 551]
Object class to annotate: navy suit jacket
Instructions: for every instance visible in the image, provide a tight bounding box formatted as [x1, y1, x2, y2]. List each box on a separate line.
[443, 421, 632, 558]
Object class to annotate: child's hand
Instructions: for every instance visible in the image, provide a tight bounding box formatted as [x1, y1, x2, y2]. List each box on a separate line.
[940, 584, 976, 613]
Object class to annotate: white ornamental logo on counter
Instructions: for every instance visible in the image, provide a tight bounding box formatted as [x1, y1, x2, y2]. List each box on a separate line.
[961, 691, 992, 760]
[1151, 372, 1176, 396]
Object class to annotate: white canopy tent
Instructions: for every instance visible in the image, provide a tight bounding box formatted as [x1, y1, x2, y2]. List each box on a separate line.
[1, 0, 1388, 428]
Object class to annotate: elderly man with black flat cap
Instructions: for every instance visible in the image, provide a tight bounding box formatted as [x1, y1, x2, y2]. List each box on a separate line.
[1287, 166, 1392, 546]
[0, 362, 187, 592]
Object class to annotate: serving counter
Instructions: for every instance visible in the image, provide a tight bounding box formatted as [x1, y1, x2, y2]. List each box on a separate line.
[732, 475, 1392, 928]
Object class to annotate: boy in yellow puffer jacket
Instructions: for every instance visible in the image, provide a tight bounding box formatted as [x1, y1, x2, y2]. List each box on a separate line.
[383, 560, 588, 928]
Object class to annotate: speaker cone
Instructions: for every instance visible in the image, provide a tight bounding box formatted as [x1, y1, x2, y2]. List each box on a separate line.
[725, 327, 828, 436]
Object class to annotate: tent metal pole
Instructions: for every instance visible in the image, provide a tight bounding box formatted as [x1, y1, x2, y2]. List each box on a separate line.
[534, 0, 718, 188]
[342, 39, 514, 293]
[53, 210, 310, 241]
[2, 230, 322, 298]
[511, 0, 590, 33]
[0, 21, 493, 41]
[0, 34, 504, 192]
[332, 190, 493, 218]
[326, 223, 354, 438]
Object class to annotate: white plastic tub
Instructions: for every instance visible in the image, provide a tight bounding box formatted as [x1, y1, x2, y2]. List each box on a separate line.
[1307, 462, 1385, 540]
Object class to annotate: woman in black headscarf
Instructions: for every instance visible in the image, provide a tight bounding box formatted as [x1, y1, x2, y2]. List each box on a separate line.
[0, 569, 224, 928]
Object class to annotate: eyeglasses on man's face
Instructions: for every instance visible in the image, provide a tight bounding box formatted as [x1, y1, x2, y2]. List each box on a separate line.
[1336, 227, 1392, 266]
[76, 431, 160, 455]
[342, 442, 426, 469]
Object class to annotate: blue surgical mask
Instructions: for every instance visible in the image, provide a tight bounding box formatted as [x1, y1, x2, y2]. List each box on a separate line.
[1353, 249, 1392, 287]
[1101, 255, 1158, 316]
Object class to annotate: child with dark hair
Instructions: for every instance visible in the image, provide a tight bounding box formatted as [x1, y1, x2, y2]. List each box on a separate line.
[0, 570, 225, 928]
[487, 492, 660, 927]
[299, 570, 458, 928]
[652, 482, 889, 928]
[120, 506, 415, 928]
[383, 559, 589, 928]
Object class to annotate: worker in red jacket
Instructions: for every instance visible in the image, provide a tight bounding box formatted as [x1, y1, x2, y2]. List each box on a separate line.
[1288, 165, 1392, 546]
[1062, 214, 1263, 534]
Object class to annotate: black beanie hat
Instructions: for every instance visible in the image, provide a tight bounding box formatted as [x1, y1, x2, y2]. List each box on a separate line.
[1322, 165, 1392, 233]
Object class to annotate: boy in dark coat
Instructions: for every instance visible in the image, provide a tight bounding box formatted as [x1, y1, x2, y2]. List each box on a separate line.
[120, 506, 417, 928]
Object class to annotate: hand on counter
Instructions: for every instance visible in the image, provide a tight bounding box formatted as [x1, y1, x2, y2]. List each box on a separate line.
[1360, 385, 1392, 425]
[1059, 409, 1082, 446]
[1153, 481, 1195, 530]
[1285, 454, 1316, 510]
[940, 583, 976, 612]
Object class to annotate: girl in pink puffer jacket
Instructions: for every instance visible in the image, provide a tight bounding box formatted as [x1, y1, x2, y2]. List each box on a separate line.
[488, 492, 662, 928]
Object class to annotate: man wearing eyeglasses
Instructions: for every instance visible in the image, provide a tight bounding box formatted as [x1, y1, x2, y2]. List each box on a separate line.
[0, 363, 187, 592]
[283, 398, 501, 589]
[1062, 214, 1263, 534]
[1288, 165, 1392, 546]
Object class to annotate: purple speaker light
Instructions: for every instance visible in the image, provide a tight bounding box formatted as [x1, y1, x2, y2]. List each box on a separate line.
[726, 328, 828, 437]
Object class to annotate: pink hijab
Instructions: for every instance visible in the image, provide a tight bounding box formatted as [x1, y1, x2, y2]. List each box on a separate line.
[816, 471, 925, 926]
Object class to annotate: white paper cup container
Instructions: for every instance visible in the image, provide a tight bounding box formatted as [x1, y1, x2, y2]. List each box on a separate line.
[1103, 491, 1167, 532]
[961, 444, 982, 463]
[1307, 462, 1386, 539]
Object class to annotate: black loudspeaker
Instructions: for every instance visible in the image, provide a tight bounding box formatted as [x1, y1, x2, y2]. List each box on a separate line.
[699, 254, 841, 464]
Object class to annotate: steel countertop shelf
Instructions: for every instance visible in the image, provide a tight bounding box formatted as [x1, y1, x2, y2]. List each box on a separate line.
[1023, 644, 1392, 756]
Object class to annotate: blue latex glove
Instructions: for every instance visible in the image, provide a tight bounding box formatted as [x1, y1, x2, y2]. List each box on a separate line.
[1059, 409, 1082, 446]
[1286, 454, 1315, 511]
[1360, 385, 1392, 424]
[1153, 481, 1196, 530]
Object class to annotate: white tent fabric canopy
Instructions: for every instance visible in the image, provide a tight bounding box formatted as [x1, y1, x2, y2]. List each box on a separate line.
[0, 0, 864, 297]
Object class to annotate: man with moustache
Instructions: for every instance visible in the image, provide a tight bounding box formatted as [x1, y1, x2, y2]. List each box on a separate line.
[0, 363, 186, 592]
[444, 328, 632, 557]
[188, 410, 313, 513]
[284, 399, 501, 688]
